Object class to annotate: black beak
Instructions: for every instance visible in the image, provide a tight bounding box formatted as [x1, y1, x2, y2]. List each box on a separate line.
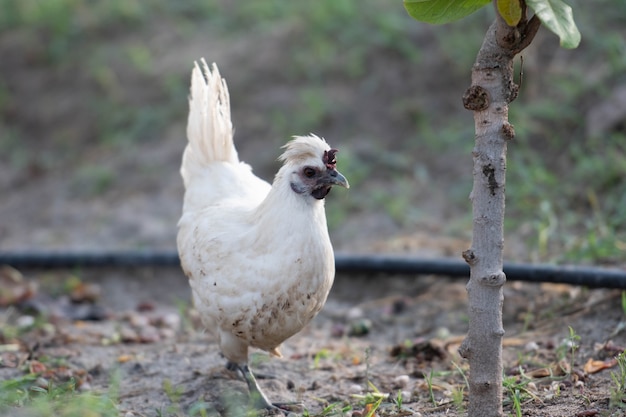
[311, 169, 349, 200]
[323, 168, 349, 189]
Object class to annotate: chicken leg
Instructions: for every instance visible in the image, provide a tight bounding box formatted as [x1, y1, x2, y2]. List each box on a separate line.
[226, 361, 301, 412]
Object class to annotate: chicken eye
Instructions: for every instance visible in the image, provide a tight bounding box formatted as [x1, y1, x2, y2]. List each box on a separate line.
[303, 167, 316, 178]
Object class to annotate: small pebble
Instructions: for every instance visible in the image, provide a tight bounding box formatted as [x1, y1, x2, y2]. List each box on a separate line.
[330, 323, 345, 338]
[34, 377, 49, 390]
[159, 328, 176, 339]
[138, 326, 160, 343]
[347, 307, 364, 320]
[159, 313, 181, 330]
[400, 390, 412, 403]
[69, 283, 101, 303]
[136, 301, 155, 312]
[41, 323, 56, 336]
[435, 327, 450, 339]
[128, 313, 150, 328]
[347, 384, 363, 394]
[393, 374, 410, 388]
[391, 298, 408, 315]
[79, 381, 92, 392]
[120, 326, 139, 343]
[16, 315, 35, 328]
[524, 341, 539, 352]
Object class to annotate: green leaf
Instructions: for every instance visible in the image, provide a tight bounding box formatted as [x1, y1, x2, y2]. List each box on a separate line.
[497, 0, 522, 26]
[404, 0, 491, 25]
[526, 0, 581, 49]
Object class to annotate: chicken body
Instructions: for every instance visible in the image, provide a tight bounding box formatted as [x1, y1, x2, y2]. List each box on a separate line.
[177, 60, 348, 409]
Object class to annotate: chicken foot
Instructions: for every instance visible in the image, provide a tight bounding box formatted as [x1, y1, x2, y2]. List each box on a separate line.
[226, 361, 301, 412]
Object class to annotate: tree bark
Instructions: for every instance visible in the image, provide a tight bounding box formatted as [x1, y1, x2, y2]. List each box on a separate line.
[458, 2, 540, 416]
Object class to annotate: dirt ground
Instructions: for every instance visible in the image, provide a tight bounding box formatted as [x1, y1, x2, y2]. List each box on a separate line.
[2, 264, 626, 417]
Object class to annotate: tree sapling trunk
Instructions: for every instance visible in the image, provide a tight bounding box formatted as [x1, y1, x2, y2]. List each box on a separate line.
[458, 4, 540, 416]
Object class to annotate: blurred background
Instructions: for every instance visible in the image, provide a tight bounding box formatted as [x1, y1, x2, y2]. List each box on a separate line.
[0, 0, 624, 265]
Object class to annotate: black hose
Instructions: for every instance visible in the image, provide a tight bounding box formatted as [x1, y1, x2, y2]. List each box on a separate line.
[337, 255, 626, 288]
[0, 251, 624, 289]
[0, 251, 180, 268]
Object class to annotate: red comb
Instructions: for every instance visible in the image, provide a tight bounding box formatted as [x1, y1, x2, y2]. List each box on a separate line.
[323, 149, 338, 170]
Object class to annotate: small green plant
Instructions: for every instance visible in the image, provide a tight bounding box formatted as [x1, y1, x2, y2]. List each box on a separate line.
[187, 401, 212, 417]
[352, 381, 386, 417]
[610, 351, 626, 409]
[452, 361, 470, 392]
[424, 369, 437, 406]
[502, 367, 543, 417]
[503, 376, 528, 417]
[556, 326, 580, 375]
[174, 298, 194, 335]
[347, 348, 385, 417]
[161, 378, 184, 415]
[565, 326, 581, 375]
[158, 379, 214, 417]
[312, 348, 332, 369]
[451, 386, 465, 414]
[521, 311, 535, 332]
[316, 401, 351, 417]
[509, 386, 523, 417]
[392, 389, 403, 410]
[451, 361, 469, 413]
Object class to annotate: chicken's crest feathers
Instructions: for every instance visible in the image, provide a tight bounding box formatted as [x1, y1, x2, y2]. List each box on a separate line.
[278, 135, 331, 167]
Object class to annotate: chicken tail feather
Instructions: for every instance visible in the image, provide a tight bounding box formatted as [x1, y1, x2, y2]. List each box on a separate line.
[181, 59, 238, 187]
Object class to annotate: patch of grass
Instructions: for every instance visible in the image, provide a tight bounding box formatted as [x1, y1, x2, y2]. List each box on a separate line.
[71, 165, 116, 197]
[0, 374, 119, 417]
[2, 0, 625, 266]
[211, 1, 420, 80]
[506, 68, 626, 263]
[303, 401, 352, 417]
[321, 402, 352, 417]
[0, 0, 148, 63]
[158, 378, 219, 417]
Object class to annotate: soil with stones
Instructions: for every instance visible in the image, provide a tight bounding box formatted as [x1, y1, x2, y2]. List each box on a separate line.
[2, 264, 626, 417]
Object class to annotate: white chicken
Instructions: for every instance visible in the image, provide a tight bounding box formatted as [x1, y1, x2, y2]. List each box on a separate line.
[177, 59, 349, 410]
